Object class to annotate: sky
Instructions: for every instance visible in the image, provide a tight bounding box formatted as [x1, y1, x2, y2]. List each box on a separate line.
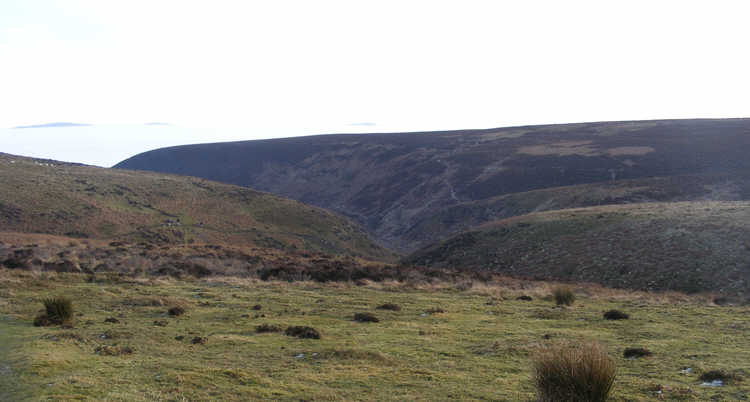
[1, 0, 749, 166]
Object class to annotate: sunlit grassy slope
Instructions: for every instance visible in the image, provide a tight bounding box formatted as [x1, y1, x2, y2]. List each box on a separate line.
[0, 153, 391, 261]
[0, 270, 747, 401]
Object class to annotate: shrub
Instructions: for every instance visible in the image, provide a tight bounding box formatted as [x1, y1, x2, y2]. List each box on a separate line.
[425, 307, 445, 315]
[192, 336, 207, 345]
[552, 287, 576, 306]
[168, 306, 185, 316]
[376, 303, 401, 311]
[603, 310, 629, 320]
[354, 312, 379, 323]
[252, 304, 262, 310]
[533, 341, 616, 402]
[623, 348, 652, 358]
[516, 295, 533, 301]
[285, 326, 321, 339]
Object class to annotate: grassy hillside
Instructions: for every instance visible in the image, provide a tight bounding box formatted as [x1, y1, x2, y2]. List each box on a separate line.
[0, 153, 391, 261]
[405, 201, 750, 296]
[0, 269, 747, 400]
[115, 118, 750, 252]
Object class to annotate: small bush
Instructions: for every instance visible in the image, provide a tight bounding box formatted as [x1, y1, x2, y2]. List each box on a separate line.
[603, 310, 629, 320]
[104, 317, 120, 324]
[252, 304, 262, 310]
[168, 306, 185, 316]
[552, 287, 576, 306]
[425, 307, 445, 315]
[623, 348, 652, 358]
[191, 336, 207, 345]
[516, 295, 533, 301]
[354, 312, 379, 323]
[285, 326, 321, 339]
[255, 324, 283, 333]
[533, 341, 616, 402]
[376, 303, 401, 311]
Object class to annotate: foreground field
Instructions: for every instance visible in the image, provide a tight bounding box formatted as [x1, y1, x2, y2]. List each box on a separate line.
[0, 270, 748, 401]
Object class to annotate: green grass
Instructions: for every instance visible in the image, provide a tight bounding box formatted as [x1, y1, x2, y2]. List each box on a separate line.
[0, 270, 748, 400]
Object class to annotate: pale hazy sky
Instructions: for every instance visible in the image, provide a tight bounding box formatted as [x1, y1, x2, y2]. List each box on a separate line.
[1, 1, 749, 166]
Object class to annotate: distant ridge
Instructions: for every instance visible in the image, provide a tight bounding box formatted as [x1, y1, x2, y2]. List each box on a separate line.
[12, 122, 92, 129]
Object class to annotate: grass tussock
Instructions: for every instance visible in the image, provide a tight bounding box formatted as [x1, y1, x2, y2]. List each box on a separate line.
[255, 324, 283, 333]
[552, 287, 576, 306]
[376, 302, 401, 311]
[95, 345, 134, 356]
[699, 370, 742, 384]
[168, 306, 185, 316]
[285, 326, 321, 339]
[533, 341, 616, 402]
[603, 310, 629, 320]
[623, 348, 652, 358]
[354, 312, 379, 323]
[34, 296, 73, 326]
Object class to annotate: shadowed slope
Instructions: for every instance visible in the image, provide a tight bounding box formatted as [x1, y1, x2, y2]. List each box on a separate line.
[405, 201, 750, 295]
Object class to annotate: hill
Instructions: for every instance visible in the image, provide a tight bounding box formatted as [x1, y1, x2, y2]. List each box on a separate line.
[0, 153, 391, 260]
[115, 118, 750, 252]
[404, 201, 750, 296]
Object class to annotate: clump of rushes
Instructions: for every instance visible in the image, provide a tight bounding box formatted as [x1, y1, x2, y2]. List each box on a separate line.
[533, 341, 616, 402]
[552, 286, 576, 306]
[34, 297, 73, 326]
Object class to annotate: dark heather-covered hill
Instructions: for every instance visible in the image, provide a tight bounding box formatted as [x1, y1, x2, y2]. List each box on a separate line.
[404, 201, 750, 296]
[0, 153, 391, 261]
[115, 118, 750, 252]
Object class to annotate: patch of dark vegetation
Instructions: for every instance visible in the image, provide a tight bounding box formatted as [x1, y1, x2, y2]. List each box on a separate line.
[699, 370, 742, 383]
[285, 326, 321, 339]
[3, 249, 33, 269]
[34, 296, 73, 327]
[354, 312, 379, 323]
[425, 307, 445, 315]
[516, 295, 533, 301]
[712, 297, 737, 306]
[255, 324, 283, 333]
[552, 287, 575, 306]
[533, 341, 616, 402]
[376, 303, 401, 311]
[258, 261, 493, 285]
[153, 320, 168, 326]
[623, 348, 652, 358]
[603, 310, 629, 320]
[175, 335, 184, 340]
[252, 304, 262, 310]
[191, 336, 207, 345]
[95, 345, 134, 356]
[168, 306, 185, 316]
[104, 317, 120, 324]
